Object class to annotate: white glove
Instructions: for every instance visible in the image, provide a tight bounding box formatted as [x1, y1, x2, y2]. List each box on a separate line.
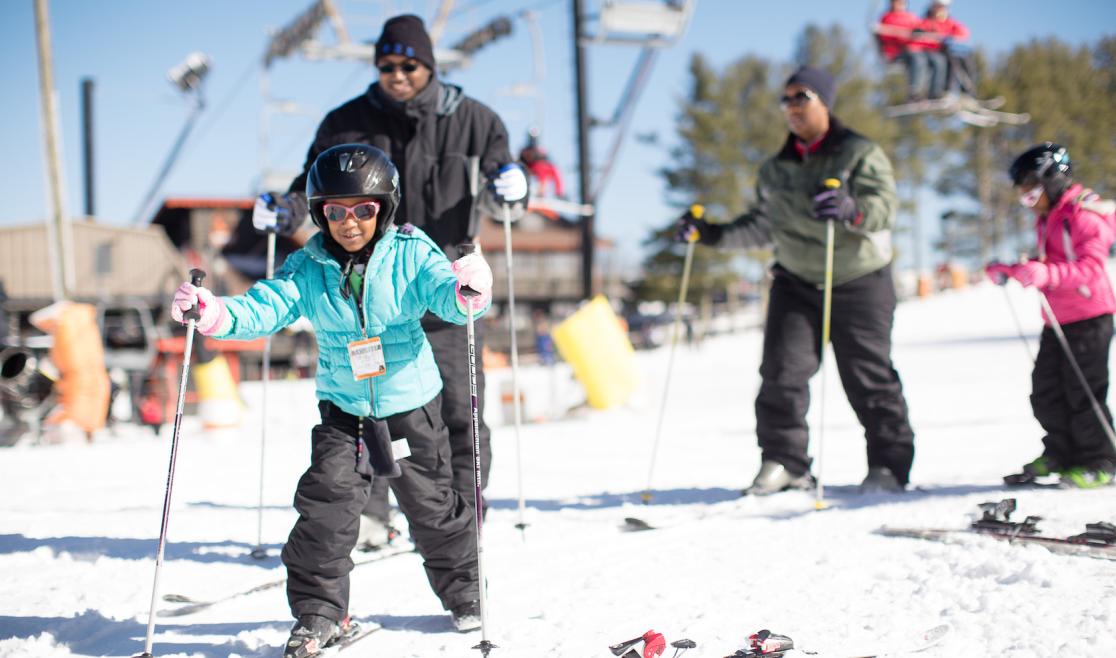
[492, 164, 529, 204]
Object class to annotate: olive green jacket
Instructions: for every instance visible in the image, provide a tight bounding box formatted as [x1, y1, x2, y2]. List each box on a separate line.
[716, 119, 898, 285]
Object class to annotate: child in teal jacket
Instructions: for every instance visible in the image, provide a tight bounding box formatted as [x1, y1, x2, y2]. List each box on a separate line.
[171, 144, 492, 654]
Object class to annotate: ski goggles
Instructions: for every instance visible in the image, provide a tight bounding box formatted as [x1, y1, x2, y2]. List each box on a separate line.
[322, 200, 380, 223]
[1018, 185, 1044, 208]
[377, 61, 421, 75]
[779, 89, 818, 109]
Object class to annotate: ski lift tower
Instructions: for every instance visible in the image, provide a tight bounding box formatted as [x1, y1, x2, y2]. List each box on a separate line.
[572, 0, 695, 299]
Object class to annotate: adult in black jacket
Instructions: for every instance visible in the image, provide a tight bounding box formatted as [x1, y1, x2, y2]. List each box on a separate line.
[257, 14, 527, 627]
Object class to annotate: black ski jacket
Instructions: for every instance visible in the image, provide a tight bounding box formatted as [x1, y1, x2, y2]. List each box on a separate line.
[288, 78, 513, 258]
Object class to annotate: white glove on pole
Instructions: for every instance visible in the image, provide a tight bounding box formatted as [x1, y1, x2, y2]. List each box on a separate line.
[492, 164, 529, 204]
[252, 194, 280, 233]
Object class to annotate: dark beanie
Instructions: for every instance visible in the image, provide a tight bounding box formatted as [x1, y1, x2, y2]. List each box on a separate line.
[785, 65, 837, 108]
[375, 14, 436, 70]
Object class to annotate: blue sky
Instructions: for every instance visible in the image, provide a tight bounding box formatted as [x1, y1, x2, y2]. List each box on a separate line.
[2, 1, 1114, 273]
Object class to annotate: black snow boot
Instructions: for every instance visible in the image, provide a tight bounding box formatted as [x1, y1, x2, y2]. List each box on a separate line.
[284, 614, 343, 658]
[743, 461, 814, 496]
[451, 600, 482, 632]
[859, 466, 905, 493]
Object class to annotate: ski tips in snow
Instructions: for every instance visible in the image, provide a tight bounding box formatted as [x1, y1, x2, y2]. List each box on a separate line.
[622, 517, 656, 532]
[726, 629, 794, 658]
[723, 623, 950, 657]
[609, 630, 694, 658]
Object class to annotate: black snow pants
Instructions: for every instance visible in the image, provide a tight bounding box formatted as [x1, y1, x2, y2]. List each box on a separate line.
[1031, 313, 1116, 470]
[754, 264, 916, 484]
[363, 318, 491, 523]
[282, 396, 478, 622]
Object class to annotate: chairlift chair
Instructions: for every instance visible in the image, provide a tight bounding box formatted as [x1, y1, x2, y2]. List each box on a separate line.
[597, 0, 696, 46]
[867, 0, 1029, 127]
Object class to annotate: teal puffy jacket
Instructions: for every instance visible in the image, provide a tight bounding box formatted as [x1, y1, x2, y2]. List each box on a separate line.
[215, 226, 486, 418]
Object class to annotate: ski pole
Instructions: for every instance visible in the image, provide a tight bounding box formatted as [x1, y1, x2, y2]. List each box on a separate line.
[251, 230, 276, 561]
[138, 268, 205, 658]
[499, 200, 529, 537]
[815, 179, 841, 512]
[642, 205, 702, 505]
[1035, 290, 1116, 451]
[458, 243, 496, 658]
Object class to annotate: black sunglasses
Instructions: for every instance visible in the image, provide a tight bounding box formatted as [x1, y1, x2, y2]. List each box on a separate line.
[779, 90, 818, 109]
[377, 62, 421, 75]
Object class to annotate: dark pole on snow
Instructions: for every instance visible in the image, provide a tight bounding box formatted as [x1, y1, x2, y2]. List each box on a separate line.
[572, 0, 595, 299]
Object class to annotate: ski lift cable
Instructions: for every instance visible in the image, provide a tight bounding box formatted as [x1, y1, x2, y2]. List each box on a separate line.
[182, 58, 259, 159]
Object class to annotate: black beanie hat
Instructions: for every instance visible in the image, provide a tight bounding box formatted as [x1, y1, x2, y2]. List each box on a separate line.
[785, 65, 837, 109]
[375, 14, 436, 71]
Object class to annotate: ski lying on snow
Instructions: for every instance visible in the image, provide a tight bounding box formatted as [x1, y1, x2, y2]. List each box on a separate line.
[730, 623, 949, 657]
[321, 621, 381, 655]
[159, 543, 414, 617]
[878, 525, 1116, 561]
[877, 498, 1116, 562]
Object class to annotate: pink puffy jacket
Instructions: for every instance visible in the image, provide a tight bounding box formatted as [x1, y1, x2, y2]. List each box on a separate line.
[1034, 183, 1116, 326]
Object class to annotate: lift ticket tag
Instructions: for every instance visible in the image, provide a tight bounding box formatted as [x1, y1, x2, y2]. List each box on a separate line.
[347, 337, 386, 381]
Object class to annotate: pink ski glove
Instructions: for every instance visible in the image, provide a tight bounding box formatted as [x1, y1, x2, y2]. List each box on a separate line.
[1012, 260, 1050, 289]
[984, 262, 1013, 286]
[170, 283, 229, 336]
[452, 253, 493, 312]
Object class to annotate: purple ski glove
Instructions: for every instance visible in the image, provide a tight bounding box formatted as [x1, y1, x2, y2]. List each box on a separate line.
[812, 188, 860, 224]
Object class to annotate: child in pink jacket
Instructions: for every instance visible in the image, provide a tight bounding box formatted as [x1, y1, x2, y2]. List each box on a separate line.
[987, 143, 1116, 488]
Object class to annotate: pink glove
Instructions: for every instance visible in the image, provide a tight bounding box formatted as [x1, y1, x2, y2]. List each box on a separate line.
[1012, 260, 1050, 289]
[984, 262, 1013, 286]
[170, 283, 229, 336]
[452, 253, 493, 312]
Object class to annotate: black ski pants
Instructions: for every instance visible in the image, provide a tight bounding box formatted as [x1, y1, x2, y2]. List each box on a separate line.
[282, 396, 478, 622]
[363, 319, 492, 523]
[755, 264, 915, 483]
[1031, 313, 1116, 470]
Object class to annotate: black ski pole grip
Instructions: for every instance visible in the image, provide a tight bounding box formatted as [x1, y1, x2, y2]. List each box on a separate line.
[456, 244, 480, 298]
[185, 269, 207, 321]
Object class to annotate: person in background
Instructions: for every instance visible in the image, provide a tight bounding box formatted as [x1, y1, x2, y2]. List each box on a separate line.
[876, 0, 947, 101]
[987, 143, 1116, 489]
[677, 66, 916, 495]
[919, 0, 975, 96]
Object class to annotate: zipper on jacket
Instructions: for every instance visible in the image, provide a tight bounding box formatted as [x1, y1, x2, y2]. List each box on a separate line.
[349, 264, 380, 416]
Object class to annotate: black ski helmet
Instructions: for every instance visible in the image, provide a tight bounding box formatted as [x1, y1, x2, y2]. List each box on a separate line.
[306, 144, 400, 236]
[1009, 142, 1073, 202]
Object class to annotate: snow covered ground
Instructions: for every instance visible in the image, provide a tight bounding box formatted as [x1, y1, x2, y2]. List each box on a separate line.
[2, 280, 1115, 657]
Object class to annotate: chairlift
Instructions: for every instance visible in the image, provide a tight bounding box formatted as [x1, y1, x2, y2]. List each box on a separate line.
[596, 0, 696, 47]
[868, 1, 1029, 127]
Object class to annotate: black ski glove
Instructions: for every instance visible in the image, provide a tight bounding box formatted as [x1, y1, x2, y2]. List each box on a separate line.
[674, 204, 721, 245]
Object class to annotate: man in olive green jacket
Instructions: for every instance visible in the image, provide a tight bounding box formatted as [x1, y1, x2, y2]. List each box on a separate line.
[680, 66, 915, 494]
